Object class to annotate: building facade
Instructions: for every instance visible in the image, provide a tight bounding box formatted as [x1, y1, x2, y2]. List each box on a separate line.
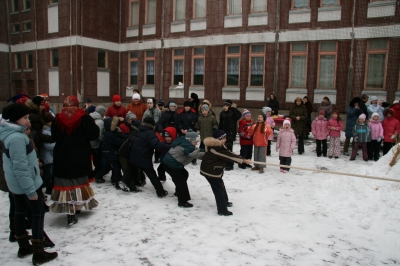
[1, 0, 399, 112]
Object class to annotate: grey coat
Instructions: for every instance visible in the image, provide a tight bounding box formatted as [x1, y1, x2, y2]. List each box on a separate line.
[89, 111, 105, 148]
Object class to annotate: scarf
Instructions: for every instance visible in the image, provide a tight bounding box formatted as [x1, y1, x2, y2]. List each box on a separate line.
[56, 96, 86, 135]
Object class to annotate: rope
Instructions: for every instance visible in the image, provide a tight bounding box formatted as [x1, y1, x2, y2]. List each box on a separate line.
[252, 161, 400, 183]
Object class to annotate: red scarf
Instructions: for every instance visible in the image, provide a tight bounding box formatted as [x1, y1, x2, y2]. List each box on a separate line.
[56, 96, 86, 135]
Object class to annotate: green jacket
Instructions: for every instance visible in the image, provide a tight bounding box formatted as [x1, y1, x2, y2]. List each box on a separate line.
[196, 113, 218, 141]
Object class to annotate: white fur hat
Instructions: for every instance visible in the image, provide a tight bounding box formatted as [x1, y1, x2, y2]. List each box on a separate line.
[132, 93, 140, 100]
[371, 112, 379, 119]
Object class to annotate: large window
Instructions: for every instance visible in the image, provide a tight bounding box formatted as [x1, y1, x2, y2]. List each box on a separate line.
[292, 0, 309, 9]
[130, 0, 139, 26]
[251, 0, 267, 13]
[26, 51, 33, 69]
[226, 46, 240, 86]
[289, 43, 308, 87]
[175, 0, 186, 21]
[320, 0, 339, 6]
[228, 0, 241, 15]
[173, 49, 184, 85]
[129, 52, 138, 85]
[249, 45, 265, 87]
[14, 53, 22, 70]
[12, 23, 20, 33]
[98, 50, 107, 68]
[22, 21, 31, 32]
[51, 49, 58, 67]
[146, 0, 156, 24]
[318, 42, 337, 89]
[12, 0, 19, 12]
[192, 47, 205, 85]
[193, 0, 206, 18]
[145, 50, 155, 84]
[23, 0, 31, 10]
[365, 39, 388, 89]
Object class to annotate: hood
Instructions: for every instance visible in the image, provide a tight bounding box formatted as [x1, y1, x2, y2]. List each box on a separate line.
[103, 117, 120, 132]
[90, 111, 103, 120]
[0, 121, 27, 142]
[293, 98, 304, 105]
[198, 100, 213, 113]
[384, 108, 395, 117]
[203, 137, 222, 147]
[25, 99, 40, 113]
[164, 126, 177, 141]
[139, 122, 155, 131]
[171, 136, 188, 147]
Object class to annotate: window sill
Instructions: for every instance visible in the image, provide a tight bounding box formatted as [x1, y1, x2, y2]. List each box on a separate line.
[97, 68, 110, 72]
[246, 87, 265, 101]
[190, 19, 206, 31]
[11, 32, 20, 35]
[289, 9, 311, 24]
[248, 12, 268, 26]
[48, 3, 58, 7]
[12, 69, 22, 73]
[285, 88, 307, 102]
[22, 30, 31, 33]
[367, 0, 396, 18]
[23, 69, 33, 72]
[224, 15, 242, 28]
[318, 5, 341, 12]
[171, 20, 185, 25]
[10, 11, 18, 15]
[21, 9, 30, 13]
[289, 8, 311, 14]
[222, 87, 240, 100]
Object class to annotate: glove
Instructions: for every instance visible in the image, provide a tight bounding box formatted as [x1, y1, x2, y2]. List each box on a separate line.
[377, 137, 381, 142]
[390, 134, 396, 140]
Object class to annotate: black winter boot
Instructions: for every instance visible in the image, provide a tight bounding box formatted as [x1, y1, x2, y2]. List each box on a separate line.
[67, 214, 78, 225]
[31, 238, 58, 265]
[9, 217, 16, 242]
[15, 233, 33, 258]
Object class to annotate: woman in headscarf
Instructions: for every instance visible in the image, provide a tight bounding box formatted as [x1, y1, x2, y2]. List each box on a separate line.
[50, 96, 99, 225]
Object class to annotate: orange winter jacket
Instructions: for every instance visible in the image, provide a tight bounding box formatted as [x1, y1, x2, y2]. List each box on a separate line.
[126, 101, 147, 121]
[249, 122, 273, 147]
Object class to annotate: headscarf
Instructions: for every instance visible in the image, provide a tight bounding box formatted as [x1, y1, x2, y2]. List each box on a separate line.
[56, 95, 86, 135]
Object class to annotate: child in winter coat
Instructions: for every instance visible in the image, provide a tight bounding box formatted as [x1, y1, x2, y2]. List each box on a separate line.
[276, 119, 296, 173]
[368, 112, 384, 161]
[350, 114, 371, 161]
[238, 109, 254, 169]
[157, 127, 177, 182]
[249, 114, 273, 173]
[327, 110, 343, 159]
[381, 108, 399, 155]
[263, 107, 276, 156]
[40, 112, 56, 195]
[312, 110, 329, 157]
[196, 104, 218, 150]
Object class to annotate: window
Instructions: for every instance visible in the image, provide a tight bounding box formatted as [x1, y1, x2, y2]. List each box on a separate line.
[23, 0, 30, 10]
[129, 52, 138, 85]
[226, 46, 240, 86]
[192, 47, 204, 85]
[130, 0, 139, 26]
[12, 0, 19, 12]
[193, 0, 206, 18]
[228, 0, 241, 15]
[51, 49, 58, 67]
[146, 0, 156, 24]
[320, 0, 339, 6]
[50, 0, 58, 3]
[145, 50, 155, 84]
[175, 0, 186, 21]
[292, 0, 309, 9]
[318, 42, 337, 89]
[14, 53, 22, 70]
[26, 51, 33, 69]
[98, 50, 107, 68]
[251, 0, 267, 12]
[289, 43, 308, 87]
[12, 23, 20, 33]
[249, 45, 265, 87]
[22, 21, 31, 31]
[173, 49, 184, 85]
[365, 39, 388, 89]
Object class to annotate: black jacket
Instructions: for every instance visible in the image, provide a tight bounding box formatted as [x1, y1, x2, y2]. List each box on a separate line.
[157, 110, 179, 132]
[178, 109, 198, 133]
[101, 117, 128, 154]
[218, 107, 242, 141]
[130, 122, 171, 169]
[118, 123, 139, 159]
[267, 99, 279, 115]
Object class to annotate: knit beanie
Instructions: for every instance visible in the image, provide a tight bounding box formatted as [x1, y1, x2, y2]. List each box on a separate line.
[359, 113, 366, 120]
[167, 101, 177, 108]
[126, 111, 137, 122]
[242, 109, 251, 117]
[371, 112, 379, 119]
[201, 104, 209, 111]
[318, 110, 326, 116]
[143, 116, 155, 126]
[184, 101, 191, 107]
[213, 129, 227, 140]
[393, 100, 399, 104]
[132, 93, 141, 100]
[370, 96, 378, 103]
[95, 106, 106, 117]
[185, 130, 200, 142]
[2, 104, 31, 123]
[32, 96, 44, 106]
[283, 119, 291, 126]
[43, 112, 55, 123]
[223, 100, 232, 107]
[157, 99, 165, 106]
[112, 95, 121, 103]
[262, 106, 271, 115]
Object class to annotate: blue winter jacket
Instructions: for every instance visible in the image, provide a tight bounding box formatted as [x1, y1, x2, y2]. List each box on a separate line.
[163, 136, 204, 169]
[345, 107, 363, 138]
[0, 122, 42, 198]
[40, 125, 55, 164]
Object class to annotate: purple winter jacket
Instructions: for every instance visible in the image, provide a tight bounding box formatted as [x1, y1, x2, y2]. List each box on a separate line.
[276, 128, 296, 157]
[265, 115, 276, 140]
[327, 118, 343, 137]
[368, 120, 384, 140]
[311, 117, 329, 140]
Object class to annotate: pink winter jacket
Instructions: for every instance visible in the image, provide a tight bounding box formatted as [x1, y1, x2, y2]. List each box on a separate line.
[265, 116, 276, 140]
[276, 128, 296, 157]
[311, 118, 328, 140]
[327, 118, 343, 137]
[368, 120, 384, 140]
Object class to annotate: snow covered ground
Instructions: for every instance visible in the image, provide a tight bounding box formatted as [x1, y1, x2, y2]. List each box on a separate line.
[1, 134, 400, 266]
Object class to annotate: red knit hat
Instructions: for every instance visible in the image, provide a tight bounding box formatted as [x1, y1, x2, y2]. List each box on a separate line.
[112, 95, 121, 103]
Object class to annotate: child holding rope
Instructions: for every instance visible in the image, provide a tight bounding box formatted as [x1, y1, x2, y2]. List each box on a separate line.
[276, 119, 296, 173]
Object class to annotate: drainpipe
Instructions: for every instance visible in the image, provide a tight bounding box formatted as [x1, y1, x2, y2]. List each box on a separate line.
[159, 0, 165, 99]
[346, 0, 356, 107]
[80, 0, 84, 100]
[273, 0, 280, 97]
[69, 0, 73, 96]
[5, 0, 13, 97]
[118, 0, 121, 97]
[33, 0, 39, 94]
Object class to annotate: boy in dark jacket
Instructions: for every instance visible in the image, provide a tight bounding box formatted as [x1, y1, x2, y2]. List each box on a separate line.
[178, 101, 197, 136]
[157, 100, 179, 133]
[163, 130, 204, 208]
[157, 127, 177, 182]
[218, 100, 242, 171]
[200, 130, 252, 216]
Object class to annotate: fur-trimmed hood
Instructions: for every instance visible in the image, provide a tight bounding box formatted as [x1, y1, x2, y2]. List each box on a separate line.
[110, 116, 119, 132]
[140, 121, 155, 130]
[198, 100, 213, 113]
[203, 137, 223, 148]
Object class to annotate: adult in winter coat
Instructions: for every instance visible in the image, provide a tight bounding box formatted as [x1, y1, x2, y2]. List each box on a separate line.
[126, 93, 147, 121]
[382, 108, 400, 155]
[200, 130, 251, 216]
[96, 117, 128, 188]
[89, 106, 106, 180]
[0, 104, 58, 264]
[50, 96, 99, 226]
[178, 101, 198, 136]
[157, 100, 180, 132]
[198, 99, 216, 117]
[163, 131, 204, 208]
[389, 101, 400, 123]
[312, 110, 329, 157]
[130, 117, 171, 197]
[143, 98, 162, 124]
[190, 93, 200, 115]
[196, 104, 218, 150]
[367, 96, 385, 122]
[303, 96, 313, 138]
[218, 100, 242, 170]
[359, 94, 369, 119]
[105, 95, 127, 120]
[343, 97, 363, 155]
[238, 109, 254, 169]
[317, 96, 333, 119]
[267, 94, 279, 115]
[288, 97, 308, 154]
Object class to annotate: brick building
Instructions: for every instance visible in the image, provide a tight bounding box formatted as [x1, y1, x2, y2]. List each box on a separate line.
[1, 0, 399, 113]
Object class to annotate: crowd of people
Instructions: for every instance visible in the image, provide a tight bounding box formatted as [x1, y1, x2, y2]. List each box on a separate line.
[0, 90, 399, 265]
